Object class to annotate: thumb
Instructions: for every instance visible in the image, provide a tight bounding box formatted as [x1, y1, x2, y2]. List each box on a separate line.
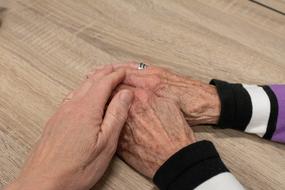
[101, 89, 134, 141]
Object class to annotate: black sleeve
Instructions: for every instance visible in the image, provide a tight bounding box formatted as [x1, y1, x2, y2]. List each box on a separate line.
[153, 140, 229, 190]
[210, 79, 253, 131]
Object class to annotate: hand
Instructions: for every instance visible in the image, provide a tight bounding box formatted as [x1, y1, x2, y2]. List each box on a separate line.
[113, 62, 221, 125]
[5, 65, 134, 190]
[117, 85, 196, 178]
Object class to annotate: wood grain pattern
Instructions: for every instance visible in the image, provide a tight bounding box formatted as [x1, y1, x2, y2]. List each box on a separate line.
[0, 0, 285, 189]
[253, 0, 285, 14]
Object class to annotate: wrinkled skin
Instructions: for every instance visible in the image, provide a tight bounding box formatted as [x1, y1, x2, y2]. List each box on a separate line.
[117, 86, 196, 178]
[114, 62, 221, 126]
[5, 65, 134, 190]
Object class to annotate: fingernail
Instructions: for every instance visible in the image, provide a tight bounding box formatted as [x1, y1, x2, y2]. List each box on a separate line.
[120, 90, 134, 105]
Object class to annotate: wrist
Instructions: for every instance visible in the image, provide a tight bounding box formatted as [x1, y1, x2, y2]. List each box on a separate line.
[183, 82, 221, 125]
[199, 85, 221, 125]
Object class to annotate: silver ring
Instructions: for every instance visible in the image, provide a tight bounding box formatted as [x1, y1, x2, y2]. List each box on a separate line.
[138, 62, 147, 70]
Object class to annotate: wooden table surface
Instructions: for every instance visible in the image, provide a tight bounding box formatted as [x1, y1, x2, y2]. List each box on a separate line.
[0, 0, 285, 189]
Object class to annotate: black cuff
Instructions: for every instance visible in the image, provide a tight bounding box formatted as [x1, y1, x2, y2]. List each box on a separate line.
[210, 79, 252, 131]
[153, 140, 229, 190]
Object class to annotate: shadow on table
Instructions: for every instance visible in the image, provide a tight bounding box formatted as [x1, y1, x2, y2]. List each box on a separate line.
[91, 157, 159, 190]
[0, 6, 7, 27]
[193, 125, 285, 151]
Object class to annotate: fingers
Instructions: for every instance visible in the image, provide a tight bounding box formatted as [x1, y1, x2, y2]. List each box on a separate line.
[62, 65, 122, 105]
[71, 65, 114, 100]
[87, 61, 138, 78]
[85, 69, 127, 111]
[101, 90, 134, 142]
[112, 63, 172, 89]
[86, 64, 113, 80]
[111, 61, 140, 69]
[116, 84, 136, 92]
[124, 74, 153, 88]
[112, 62, 167, 76]
[61, 65, 114, 104]
[122, 72, 162, 90]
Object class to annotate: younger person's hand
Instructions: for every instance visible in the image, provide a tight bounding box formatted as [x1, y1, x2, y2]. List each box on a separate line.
[5, 65, 133, 190]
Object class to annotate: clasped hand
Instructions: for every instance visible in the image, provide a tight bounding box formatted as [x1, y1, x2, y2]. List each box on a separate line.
[5, 62, 220, 190]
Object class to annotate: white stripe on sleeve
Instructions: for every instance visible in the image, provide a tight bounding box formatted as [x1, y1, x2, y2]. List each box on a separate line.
[242, 84, 270, 137]
[194, 172, 245, 190]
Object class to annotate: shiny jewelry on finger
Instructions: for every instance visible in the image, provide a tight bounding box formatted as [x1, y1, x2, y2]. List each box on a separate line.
[138, 62, 147, 70]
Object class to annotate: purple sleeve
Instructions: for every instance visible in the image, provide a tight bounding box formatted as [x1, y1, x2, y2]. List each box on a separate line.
[268, 85, 285, 143]
[210, 79, 285, 144]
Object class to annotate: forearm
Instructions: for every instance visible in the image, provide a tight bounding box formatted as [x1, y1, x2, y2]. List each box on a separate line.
[153, 141, 245, 190]
[184, 78, 285, 144]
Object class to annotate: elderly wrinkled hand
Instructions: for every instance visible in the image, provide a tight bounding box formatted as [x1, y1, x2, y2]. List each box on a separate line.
[117, 85, 196, 178]
[5, 65, 133, 190]
[114, 62, 221, 126]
